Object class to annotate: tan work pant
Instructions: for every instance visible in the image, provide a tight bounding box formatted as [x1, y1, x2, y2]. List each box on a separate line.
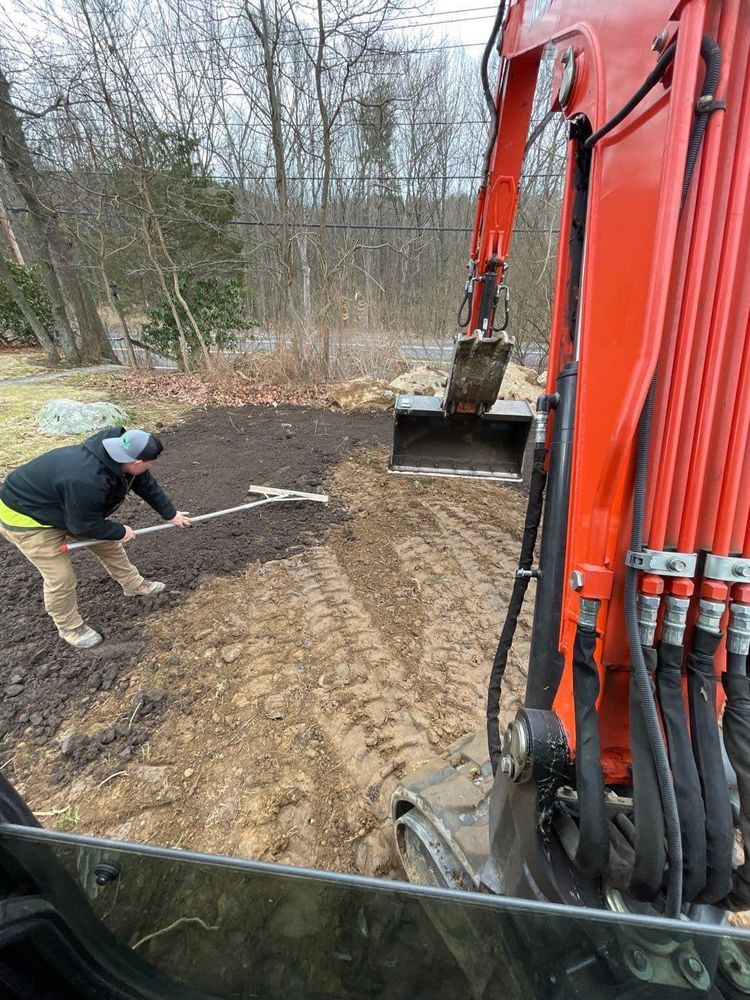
[0, 524, 144, 633]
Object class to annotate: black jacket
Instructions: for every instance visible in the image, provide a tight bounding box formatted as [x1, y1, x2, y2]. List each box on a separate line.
[0, 427, 176, 540]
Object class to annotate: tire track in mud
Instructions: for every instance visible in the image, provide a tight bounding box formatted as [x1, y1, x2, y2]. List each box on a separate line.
[423, 499, 531, 724]
[284, 547, 436, 821]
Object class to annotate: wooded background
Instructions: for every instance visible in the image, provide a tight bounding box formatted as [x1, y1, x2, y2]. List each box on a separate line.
[0, 0, 565, 377]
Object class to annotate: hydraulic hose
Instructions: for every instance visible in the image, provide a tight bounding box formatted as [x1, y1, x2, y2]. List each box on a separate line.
[572, 620, 609, 876]
[480, 2, 508, 183]
[680, 37, 722, 215]
[584, 42, 677, 150]
[628, 645, 667, 900]
[687, 627, 734, 902]
[722, 651, 750, 909]
[487, 432, 547, 773]
[656, 641, 707, 902]
[624, 380, 683, 917]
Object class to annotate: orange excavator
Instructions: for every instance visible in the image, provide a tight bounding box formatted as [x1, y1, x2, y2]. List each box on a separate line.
[2, 0, 750, 996]
[391, 0, 750, 949]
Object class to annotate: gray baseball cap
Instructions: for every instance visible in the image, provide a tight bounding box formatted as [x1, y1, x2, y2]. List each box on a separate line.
[102, 429, 164, 463]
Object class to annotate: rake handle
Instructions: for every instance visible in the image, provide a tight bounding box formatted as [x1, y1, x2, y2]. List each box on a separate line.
[59, 491, 328, 552]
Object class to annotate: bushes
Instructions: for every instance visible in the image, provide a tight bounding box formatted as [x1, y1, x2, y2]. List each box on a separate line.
[0, 261, 54, 345]
[140, 277, 249, 362]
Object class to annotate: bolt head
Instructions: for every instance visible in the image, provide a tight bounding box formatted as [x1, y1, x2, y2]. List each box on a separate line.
[569, 570, 584, 591]
[632, 949, 648, 971]
[733, 563, 750, 579]
[687, 957, 703, 974]
[668, 557, 687, 573]
[652, 30, 668, 52]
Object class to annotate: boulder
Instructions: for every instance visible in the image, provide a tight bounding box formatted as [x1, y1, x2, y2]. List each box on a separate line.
[330, 377, 394, 411]
[37, 399, 128, 436]
[498, 363, 542, 404]
[389, 366, 446, 397]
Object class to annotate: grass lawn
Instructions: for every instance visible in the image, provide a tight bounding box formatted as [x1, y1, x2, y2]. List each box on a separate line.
[0, 349, 59, 381]
[0, 371, 192, 476]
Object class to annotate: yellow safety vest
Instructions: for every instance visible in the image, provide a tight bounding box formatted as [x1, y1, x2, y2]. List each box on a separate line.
[0, 498, 51, 531]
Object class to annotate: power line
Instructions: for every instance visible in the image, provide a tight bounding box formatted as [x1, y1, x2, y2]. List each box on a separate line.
[7, 204, 559, 236]
[36, 169, 563, 182]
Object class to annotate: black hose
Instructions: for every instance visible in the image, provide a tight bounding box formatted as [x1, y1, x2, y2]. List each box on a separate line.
[681, 37, 722, 215]
[629, 645, 668, 899]
[480, 2, 508, 182]
[572, 622, 609, 876]
[687, 627, 734, 902]
[456, 287, 472, 329]
[584, 42, 677, 150]
[656, 641, 707, 902]
[623, 380, 683, 917]
[487, 439, 547, 773]
[722, 652, 750, 909]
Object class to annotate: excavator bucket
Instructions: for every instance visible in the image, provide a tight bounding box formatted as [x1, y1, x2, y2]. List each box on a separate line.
[389, 394, 533, 481]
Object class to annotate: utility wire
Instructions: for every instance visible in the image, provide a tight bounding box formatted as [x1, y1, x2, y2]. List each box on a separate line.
[35, 169, 564, 182]
[6, 205, 559, 236]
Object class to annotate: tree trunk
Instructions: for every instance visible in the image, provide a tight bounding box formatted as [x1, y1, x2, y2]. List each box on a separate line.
[0, 197, 24, 264]
[0, 65, 78, 361]
[102, 267, 138, 368]
[299, 230, 311, 330]
[145, 224, 192, 373]
[142, 186, 213, 369]
[0, 254, 60, 361]
[244, 0, 294, 319]
[57, 253, 118, 363]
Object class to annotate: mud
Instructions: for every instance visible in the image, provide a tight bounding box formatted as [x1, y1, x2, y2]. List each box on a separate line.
[8, 437, 530, 879]
[0, 405, 389, 775]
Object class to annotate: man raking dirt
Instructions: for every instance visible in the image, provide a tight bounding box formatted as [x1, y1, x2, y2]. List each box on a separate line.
[0, 427, 190, 650]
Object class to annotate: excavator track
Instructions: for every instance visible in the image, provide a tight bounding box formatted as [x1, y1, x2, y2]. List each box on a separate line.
[391, 729, 496, 892]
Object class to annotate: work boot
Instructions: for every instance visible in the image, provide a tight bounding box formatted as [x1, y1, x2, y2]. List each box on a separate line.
[123, 580, 166, 597]
[59, 624, 103, 649]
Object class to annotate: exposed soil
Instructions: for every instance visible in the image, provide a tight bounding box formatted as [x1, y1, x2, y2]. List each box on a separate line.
[2, 403, 530, 879]
[0, 405, 389, 777]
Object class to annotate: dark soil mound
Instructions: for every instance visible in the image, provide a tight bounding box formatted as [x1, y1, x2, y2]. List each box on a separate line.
[0, 405, 390, 775]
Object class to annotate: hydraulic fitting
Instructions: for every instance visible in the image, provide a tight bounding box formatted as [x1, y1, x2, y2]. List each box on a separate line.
[578, 597, 600, 633]
[636, 593, 661, 647]
[728, 603, 750, 656]
[697, 598, 724, 635]
[662, 595, 691, 647]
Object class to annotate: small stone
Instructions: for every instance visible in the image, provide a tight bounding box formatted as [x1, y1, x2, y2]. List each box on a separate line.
[264, 694, 285, 720]
[221, 643, 244, 664]
[59, 732, 80, 755]
[5, 684, 24, 696]
[9, 672, 24, 685]
[133, 764, 168, 784]
[184, 767, 194, 778]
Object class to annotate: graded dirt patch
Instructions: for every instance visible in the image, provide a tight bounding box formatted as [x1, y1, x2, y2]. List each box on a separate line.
[6, 429, 531, 878]
[0, 404, 389, 778]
